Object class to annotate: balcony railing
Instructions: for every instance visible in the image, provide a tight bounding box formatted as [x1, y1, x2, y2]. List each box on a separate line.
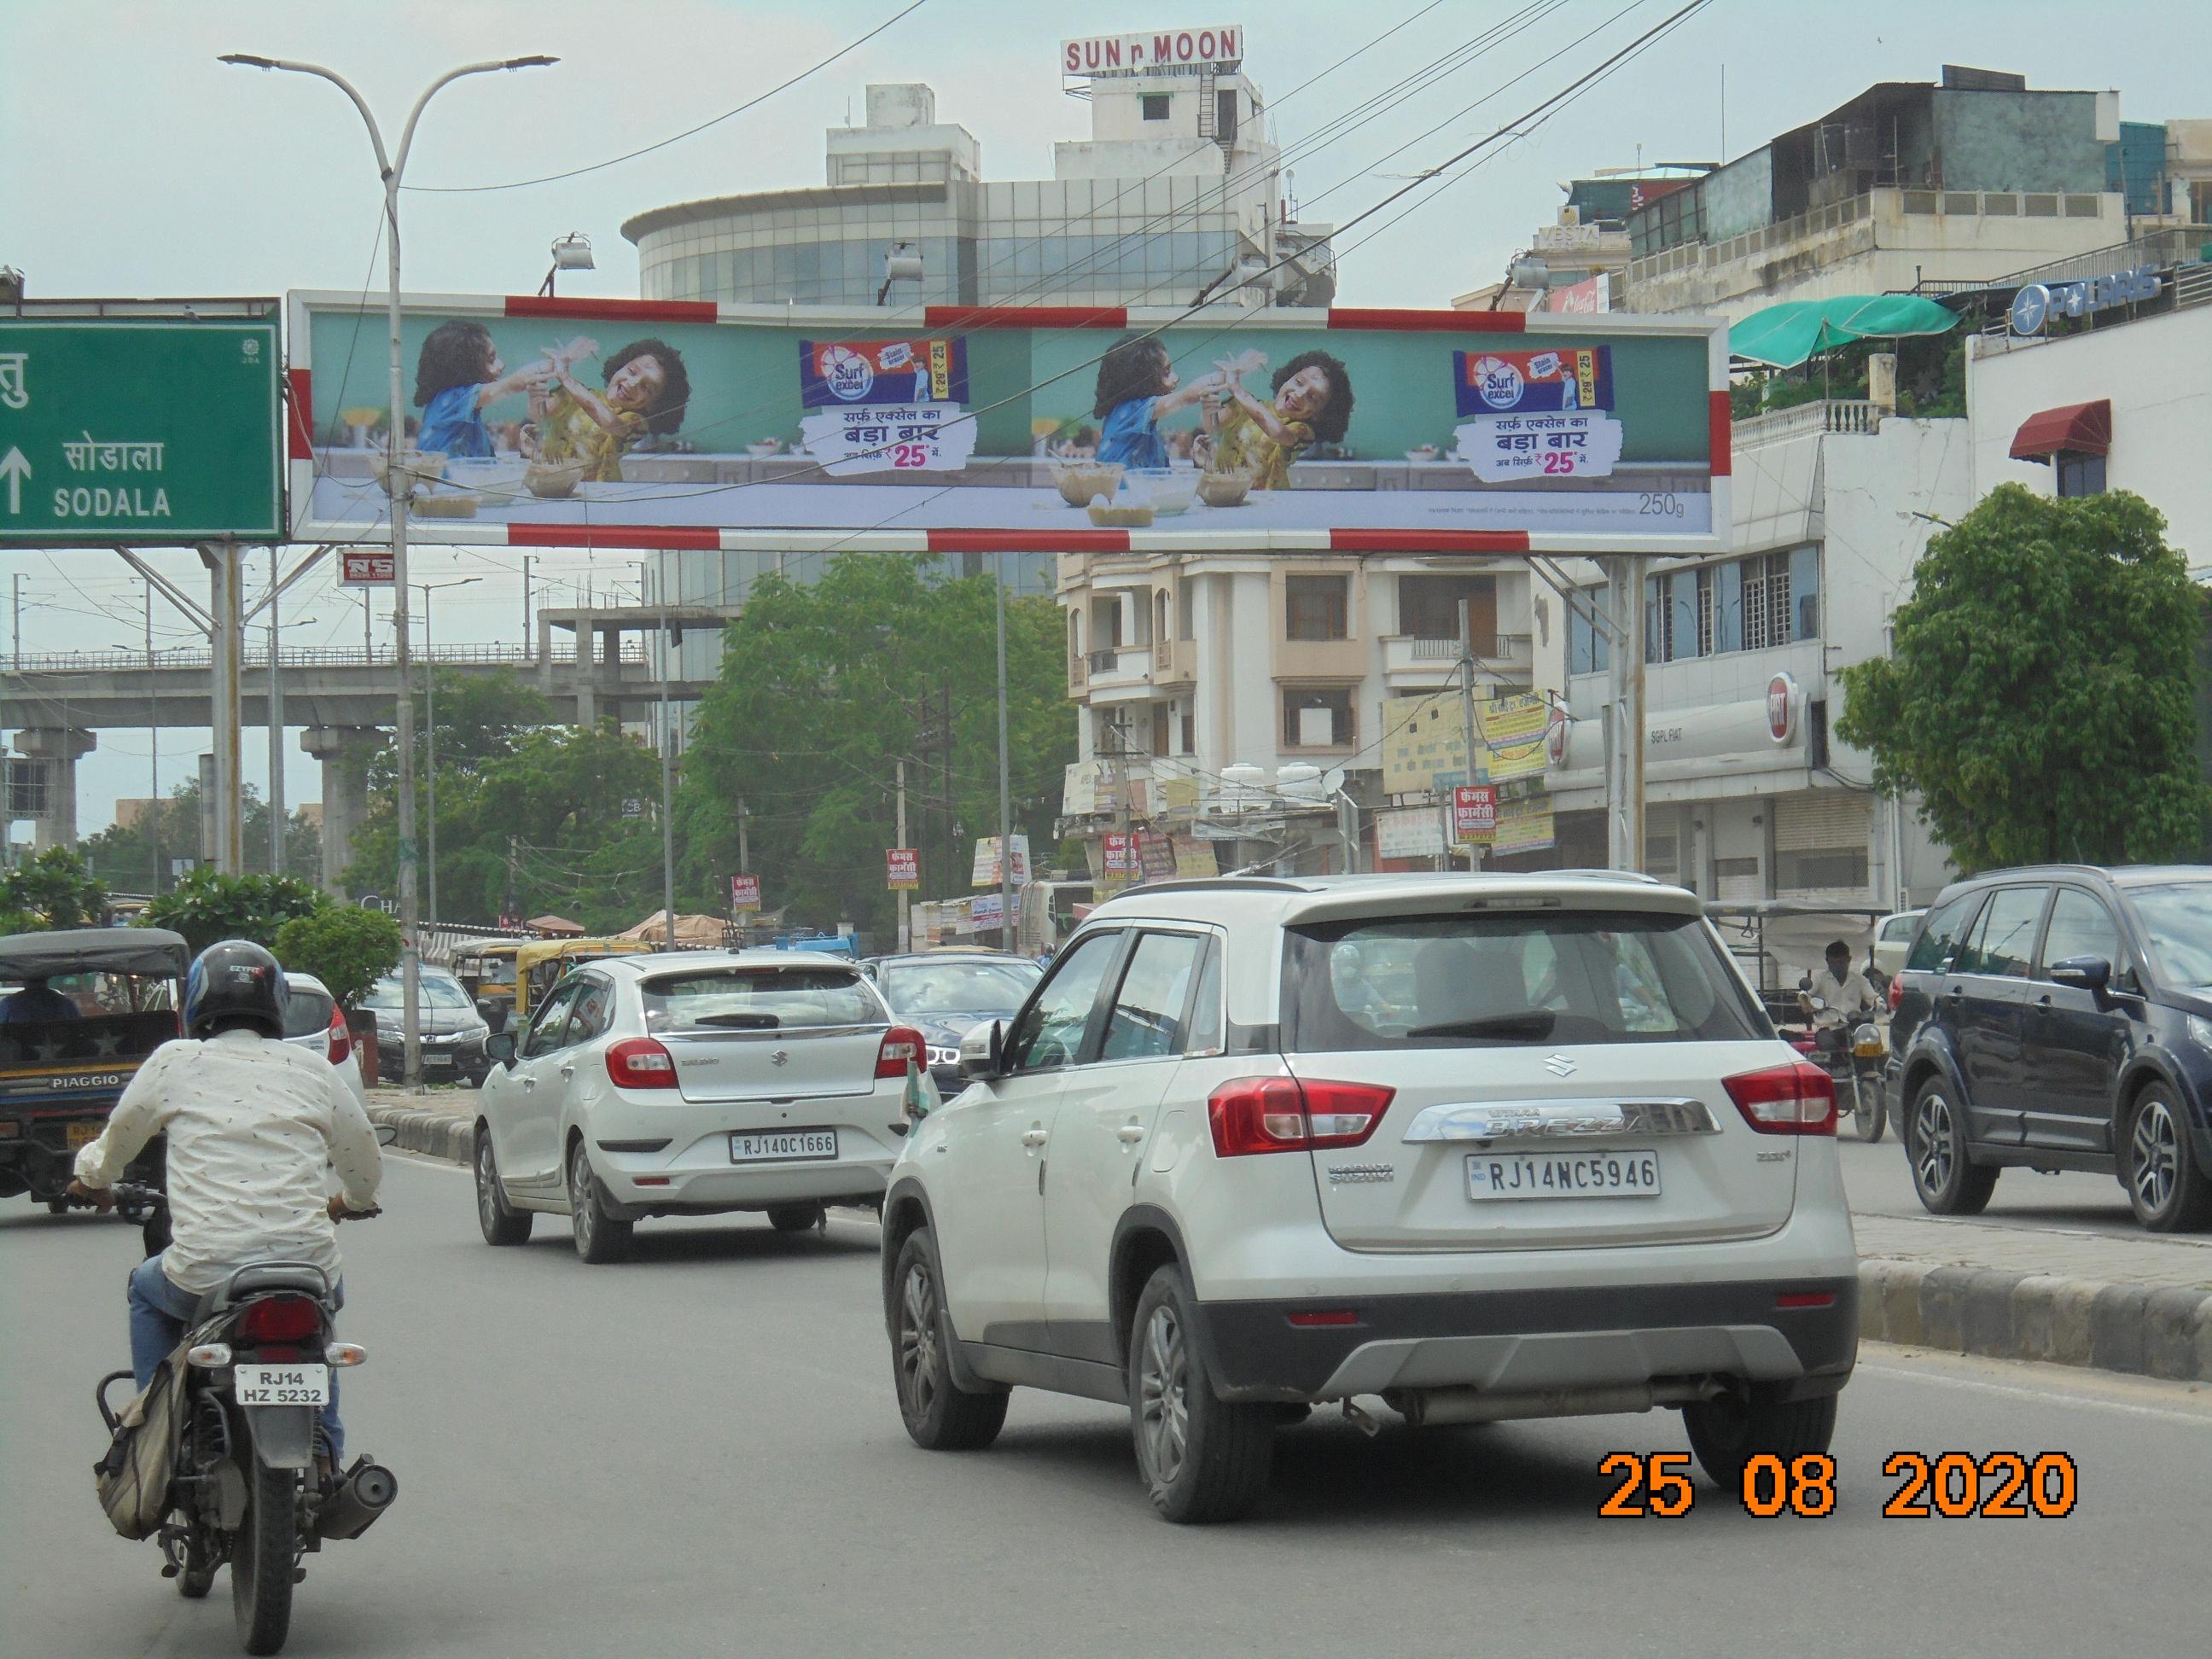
[1385, 633, 1534, 672]
[1732, 400, 1883, 451]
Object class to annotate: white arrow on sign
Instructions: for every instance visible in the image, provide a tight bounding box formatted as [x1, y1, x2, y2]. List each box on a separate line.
[0, 447, 27, 515]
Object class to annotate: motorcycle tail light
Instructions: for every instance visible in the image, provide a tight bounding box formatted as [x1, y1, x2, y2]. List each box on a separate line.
[876, 1027, 926, 1080]
[327, 1004, 352, 1067]
[1724, 1061, 1837, 1136]
[606, 1037, 678, 1090]
[236, 1294, 322, 1342]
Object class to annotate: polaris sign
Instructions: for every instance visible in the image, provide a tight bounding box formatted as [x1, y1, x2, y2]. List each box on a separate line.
[2009, 266, 2163, 335]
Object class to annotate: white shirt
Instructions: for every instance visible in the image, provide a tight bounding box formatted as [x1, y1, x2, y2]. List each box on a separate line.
[74, 1027, 383, 1295]
[1807, 968, 1877, 1030]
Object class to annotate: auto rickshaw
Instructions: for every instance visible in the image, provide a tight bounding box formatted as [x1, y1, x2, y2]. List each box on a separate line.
[1707, 902, 1890, 1142]
[452, 939, 524, 1033]
[511, 937, 656, 1031]
[0, 926, 189, 1235]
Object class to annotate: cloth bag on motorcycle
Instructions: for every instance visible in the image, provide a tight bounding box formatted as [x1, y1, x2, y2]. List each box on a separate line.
[94, 1347, 188, 1540]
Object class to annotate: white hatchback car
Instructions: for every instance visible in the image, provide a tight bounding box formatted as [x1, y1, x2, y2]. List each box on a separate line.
[282, 971, 368, 1111]
[474, 951, 923, 1262]
[882, 874, 1857, 1522]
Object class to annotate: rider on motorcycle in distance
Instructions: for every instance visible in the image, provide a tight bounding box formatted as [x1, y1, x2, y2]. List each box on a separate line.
[68, 940, 383, 1470]
[1799, 938, 1879, 1059]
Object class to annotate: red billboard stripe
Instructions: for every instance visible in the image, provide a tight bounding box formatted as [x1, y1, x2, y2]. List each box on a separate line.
[506, 525, 724, 550]
[503, 295, 719, 324]
[1330, 529, 1531, 553]
[922, 306, 1128, 329]
[927, 529, 1129, 554]
[1325, 308, 1525, 334]
[286, 368, 315, 460]
[1708, 390, 1732, 476]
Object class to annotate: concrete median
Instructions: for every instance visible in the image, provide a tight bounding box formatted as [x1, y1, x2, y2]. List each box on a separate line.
[367, 1098, 477, 1167]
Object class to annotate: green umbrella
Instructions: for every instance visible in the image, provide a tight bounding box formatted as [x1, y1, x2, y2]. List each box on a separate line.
[1728, 294, 1959, 370]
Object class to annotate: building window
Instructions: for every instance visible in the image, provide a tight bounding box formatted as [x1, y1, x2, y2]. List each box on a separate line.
[1286, 574, 1349, 641]
[1180, 711, 1196, 754]
[1142, 94, 1170, 121]
[1068, 610, 1081, 661]
[1741, 551, 1793, 651]
[1569, 589, 1611, 675]
[2057, 451, 2107, 498]
[1399, 573, 1494, 641]
[1215, 90, 1240, 143]
[1152, 702, 1171, 757]
[1283, 687, 1354, 748]
[1778, 847, 1871, 890]
[1092, 595, 1124, 650]
[1177, 578, 1195, 641]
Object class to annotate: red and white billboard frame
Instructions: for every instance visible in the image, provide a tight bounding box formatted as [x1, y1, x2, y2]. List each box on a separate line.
[285, 292, 1731, 560]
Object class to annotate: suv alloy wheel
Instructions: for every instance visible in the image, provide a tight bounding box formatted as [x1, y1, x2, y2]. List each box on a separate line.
[1129, 1265, 1272, 1523]
[889, 1228, 1007, 1449]
[2123, 1084, 2212, 1232]
[1907, 1078, 1998, 1215]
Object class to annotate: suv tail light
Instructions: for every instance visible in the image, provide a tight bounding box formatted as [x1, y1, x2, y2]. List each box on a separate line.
[1887, 974, 1904, 1010]
[326, 1004, 352, 1067]
[1724, 1061, 1837, 1135]
[236, 1293, 321, 1343]
[877, 1027, 926, 1080]
[606, 1037, 678, 1091]
[1207, 1076, 1394, 1157]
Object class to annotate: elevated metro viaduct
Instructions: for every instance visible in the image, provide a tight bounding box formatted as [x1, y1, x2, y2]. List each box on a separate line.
[0, 603, 731, 888]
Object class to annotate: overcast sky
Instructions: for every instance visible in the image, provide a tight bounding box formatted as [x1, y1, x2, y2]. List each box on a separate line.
[4, 0, 2206, 841]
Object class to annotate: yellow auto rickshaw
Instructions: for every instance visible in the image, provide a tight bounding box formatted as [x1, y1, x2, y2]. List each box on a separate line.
[512, 937, 657, 1029]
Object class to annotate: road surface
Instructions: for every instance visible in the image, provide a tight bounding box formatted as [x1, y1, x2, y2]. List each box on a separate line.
[5, 1151, 2209, 1658]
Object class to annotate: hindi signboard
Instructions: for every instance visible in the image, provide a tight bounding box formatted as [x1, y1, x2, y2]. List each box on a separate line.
[289, 294, 1729, 556]
[1452, 784, 1496, 845]
[886, 847, 919, 890]
[729, 874, 760, 912]
[0, 309, 283, 544]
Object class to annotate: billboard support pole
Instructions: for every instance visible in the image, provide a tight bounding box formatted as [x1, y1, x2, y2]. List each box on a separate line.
[896, 760, 910, 953]
[1603, 556, 1649, 873]
[995, 551, 1014, 953]
[200, 538, 244, 876]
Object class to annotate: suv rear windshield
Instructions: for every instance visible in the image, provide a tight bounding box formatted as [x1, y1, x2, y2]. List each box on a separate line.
[1284, 909, 1766, 1051]
[642, 967, 881, 1033]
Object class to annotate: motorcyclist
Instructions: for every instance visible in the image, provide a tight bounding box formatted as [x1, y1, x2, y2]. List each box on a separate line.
[1798, 939, 1877, 1058]
[68, 940, 382, 1469]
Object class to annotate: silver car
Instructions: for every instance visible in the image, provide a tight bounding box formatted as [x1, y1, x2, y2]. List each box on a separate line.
[473, 951, 924, 1263]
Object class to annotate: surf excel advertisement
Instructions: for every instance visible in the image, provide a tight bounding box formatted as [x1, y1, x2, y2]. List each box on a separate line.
[288, 293, 1729, 556]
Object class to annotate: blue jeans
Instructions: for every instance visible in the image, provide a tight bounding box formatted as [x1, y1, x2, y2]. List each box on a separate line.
[129, 1253, 346, 1466]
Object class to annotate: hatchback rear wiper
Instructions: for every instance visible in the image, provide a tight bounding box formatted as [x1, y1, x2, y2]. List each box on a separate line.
[1406, 1010, 1557, 1040]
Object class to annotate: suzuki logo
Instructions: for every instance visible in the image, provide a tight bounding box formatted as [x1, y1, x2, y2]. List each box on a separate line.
[1542, 1053, 1578, 1078]
[770, 1049, 789, 1067]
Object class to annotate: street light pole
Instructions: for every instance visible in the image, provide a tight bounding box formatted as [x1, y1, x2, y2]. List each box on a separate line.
[413, 576, 480, 929]
[223, 49, 555, 1092]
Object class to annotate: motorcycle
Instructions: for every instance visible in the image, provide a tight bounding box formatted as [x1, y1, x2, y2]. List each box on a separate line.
[86, 1184, 397, 1657]
[1784, 998, 1889, 1144]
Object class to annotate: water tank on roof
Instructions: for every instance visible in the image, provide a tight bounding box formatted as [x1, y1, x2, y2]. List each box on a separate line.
[1217, 764, 1267, 812]
[1276, 763, 1326, 802]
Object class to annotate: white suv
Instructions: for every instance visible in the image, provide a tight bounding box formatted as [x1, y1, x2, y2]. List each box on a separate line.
[474, 951, 923, 1262]
[881, 874, 1856, 1522]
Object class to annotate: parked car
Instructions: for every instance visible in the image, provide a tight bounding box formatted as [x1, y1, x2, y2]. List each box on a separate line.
[473, 950, 922, 1262]
[282, 970, 369, 1110]
[358, 969, 492, 1086]
[863, 950, 1044, 1097]
[880, 873, 1857, 1522]
[1888, 864, 2212, 1232]
[1871, 909, 1926, 984]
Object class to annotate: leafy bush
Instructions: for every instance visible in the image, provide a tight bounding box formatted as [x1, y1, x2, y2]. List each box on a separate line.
[0, 847, 109, 934]
[142, 868, 325, 953]
[274, 905, 403, 1008]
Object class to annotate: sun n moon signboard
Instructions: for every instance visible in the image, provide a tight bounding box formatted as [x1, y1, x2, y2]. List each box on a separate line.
[286, 293, 1731, 557]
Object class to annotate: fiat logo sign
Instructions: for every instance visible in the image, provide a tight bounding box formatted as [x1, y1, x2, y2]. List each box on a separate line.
[1767, 673, 1796, 743]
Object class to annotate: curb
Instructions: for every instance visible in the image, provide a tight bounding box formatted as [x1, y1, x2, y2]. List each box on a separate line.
[367, 1103, 476, 1167]
[369, 1103, 2212, 1386]
[1859, 1255, 2212, 1383]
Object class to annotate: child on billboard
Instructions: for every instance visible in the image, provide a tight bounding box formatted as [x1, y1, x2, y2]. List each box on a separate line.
[411, 322, 552, 457]
[1090, 336, 1221, 469]
[527, 335, 693, 481]
[1203, 348, 1354, 489]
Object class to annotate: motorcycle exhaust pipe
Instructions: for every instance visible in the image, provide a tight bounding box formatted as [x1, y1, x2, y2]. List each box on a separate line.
[315, 1461, 398, 1540]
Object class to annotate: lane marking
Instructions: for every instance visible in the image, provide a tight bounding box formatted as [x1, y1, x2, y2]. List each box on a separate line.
[1860, 1361, 2212, 1427]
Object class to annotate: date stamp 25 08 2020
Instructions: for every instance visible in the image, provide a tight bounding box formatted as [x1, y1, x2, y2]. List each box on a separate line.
[1598, 1452, 2081, 1519]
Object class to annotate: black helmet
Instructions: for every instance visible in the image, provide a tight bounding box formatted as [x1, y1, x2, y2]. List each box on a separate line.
[183, 940, 288, 1039]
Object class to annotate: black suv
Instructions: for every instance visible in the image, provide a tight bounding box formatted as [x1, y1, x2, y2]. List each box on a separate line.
[1887, 864, 2212, 1231]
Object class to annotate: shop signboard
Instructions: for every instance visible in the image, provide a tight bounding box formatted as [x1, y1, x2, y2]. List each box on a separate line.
[289, 294, 1730, 556]
[1376, 805, 1446, 861]
[341, 551, 395, 585]
[1061, 26, 1245, 75]
[886, 847, 919, 890]
[1480, 692, 1555, 782]
[970, 834, 1030, 888]
[1382, 694, 1466, 796]
[1137, 831, 1178, 882]
[1493, 793, 1556, 856]
[1451, 784, 1496, 845]
[972, 892, 1004, 929]
[0, 310, 283, 545]
[729, 874, 760, 912]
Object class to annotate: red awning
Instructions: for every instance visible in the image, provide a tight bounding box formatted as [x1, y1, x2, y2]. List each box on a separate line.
[2010, 399, 2110, 461]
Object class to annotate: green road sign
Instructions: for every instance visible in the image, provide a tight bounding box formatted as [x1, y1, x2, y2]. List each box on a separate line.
[0, 316, 283, 544]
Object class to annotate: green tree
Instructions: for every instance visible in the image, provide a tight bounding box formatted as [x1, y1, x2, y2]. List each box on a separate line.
[274, 905, 403, 1007]
[678, 554, 1076, 937]
[0, 847, 110, 934]
[79, 779, 320, 895]
[1837, 485, 2209, 870]
[143, 867, 326, 953]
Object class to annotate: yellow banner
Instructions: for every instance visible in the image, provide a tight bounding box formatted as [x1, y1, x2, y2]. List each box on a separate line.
[1382, 694, 1467, 795]
[1481, 692, 1553, 782]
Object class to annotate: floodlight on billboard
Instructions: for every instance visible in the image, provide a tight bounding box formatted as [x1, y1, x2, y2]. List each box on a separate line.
[287, 294, 1732, 557]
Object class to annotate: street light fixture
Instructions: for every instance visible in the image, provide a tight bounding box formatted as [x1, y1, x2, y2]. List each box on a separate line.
[413, 575, 481, 928]
[539, 232, 595, 298]
[222, 49, 556, 1092]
